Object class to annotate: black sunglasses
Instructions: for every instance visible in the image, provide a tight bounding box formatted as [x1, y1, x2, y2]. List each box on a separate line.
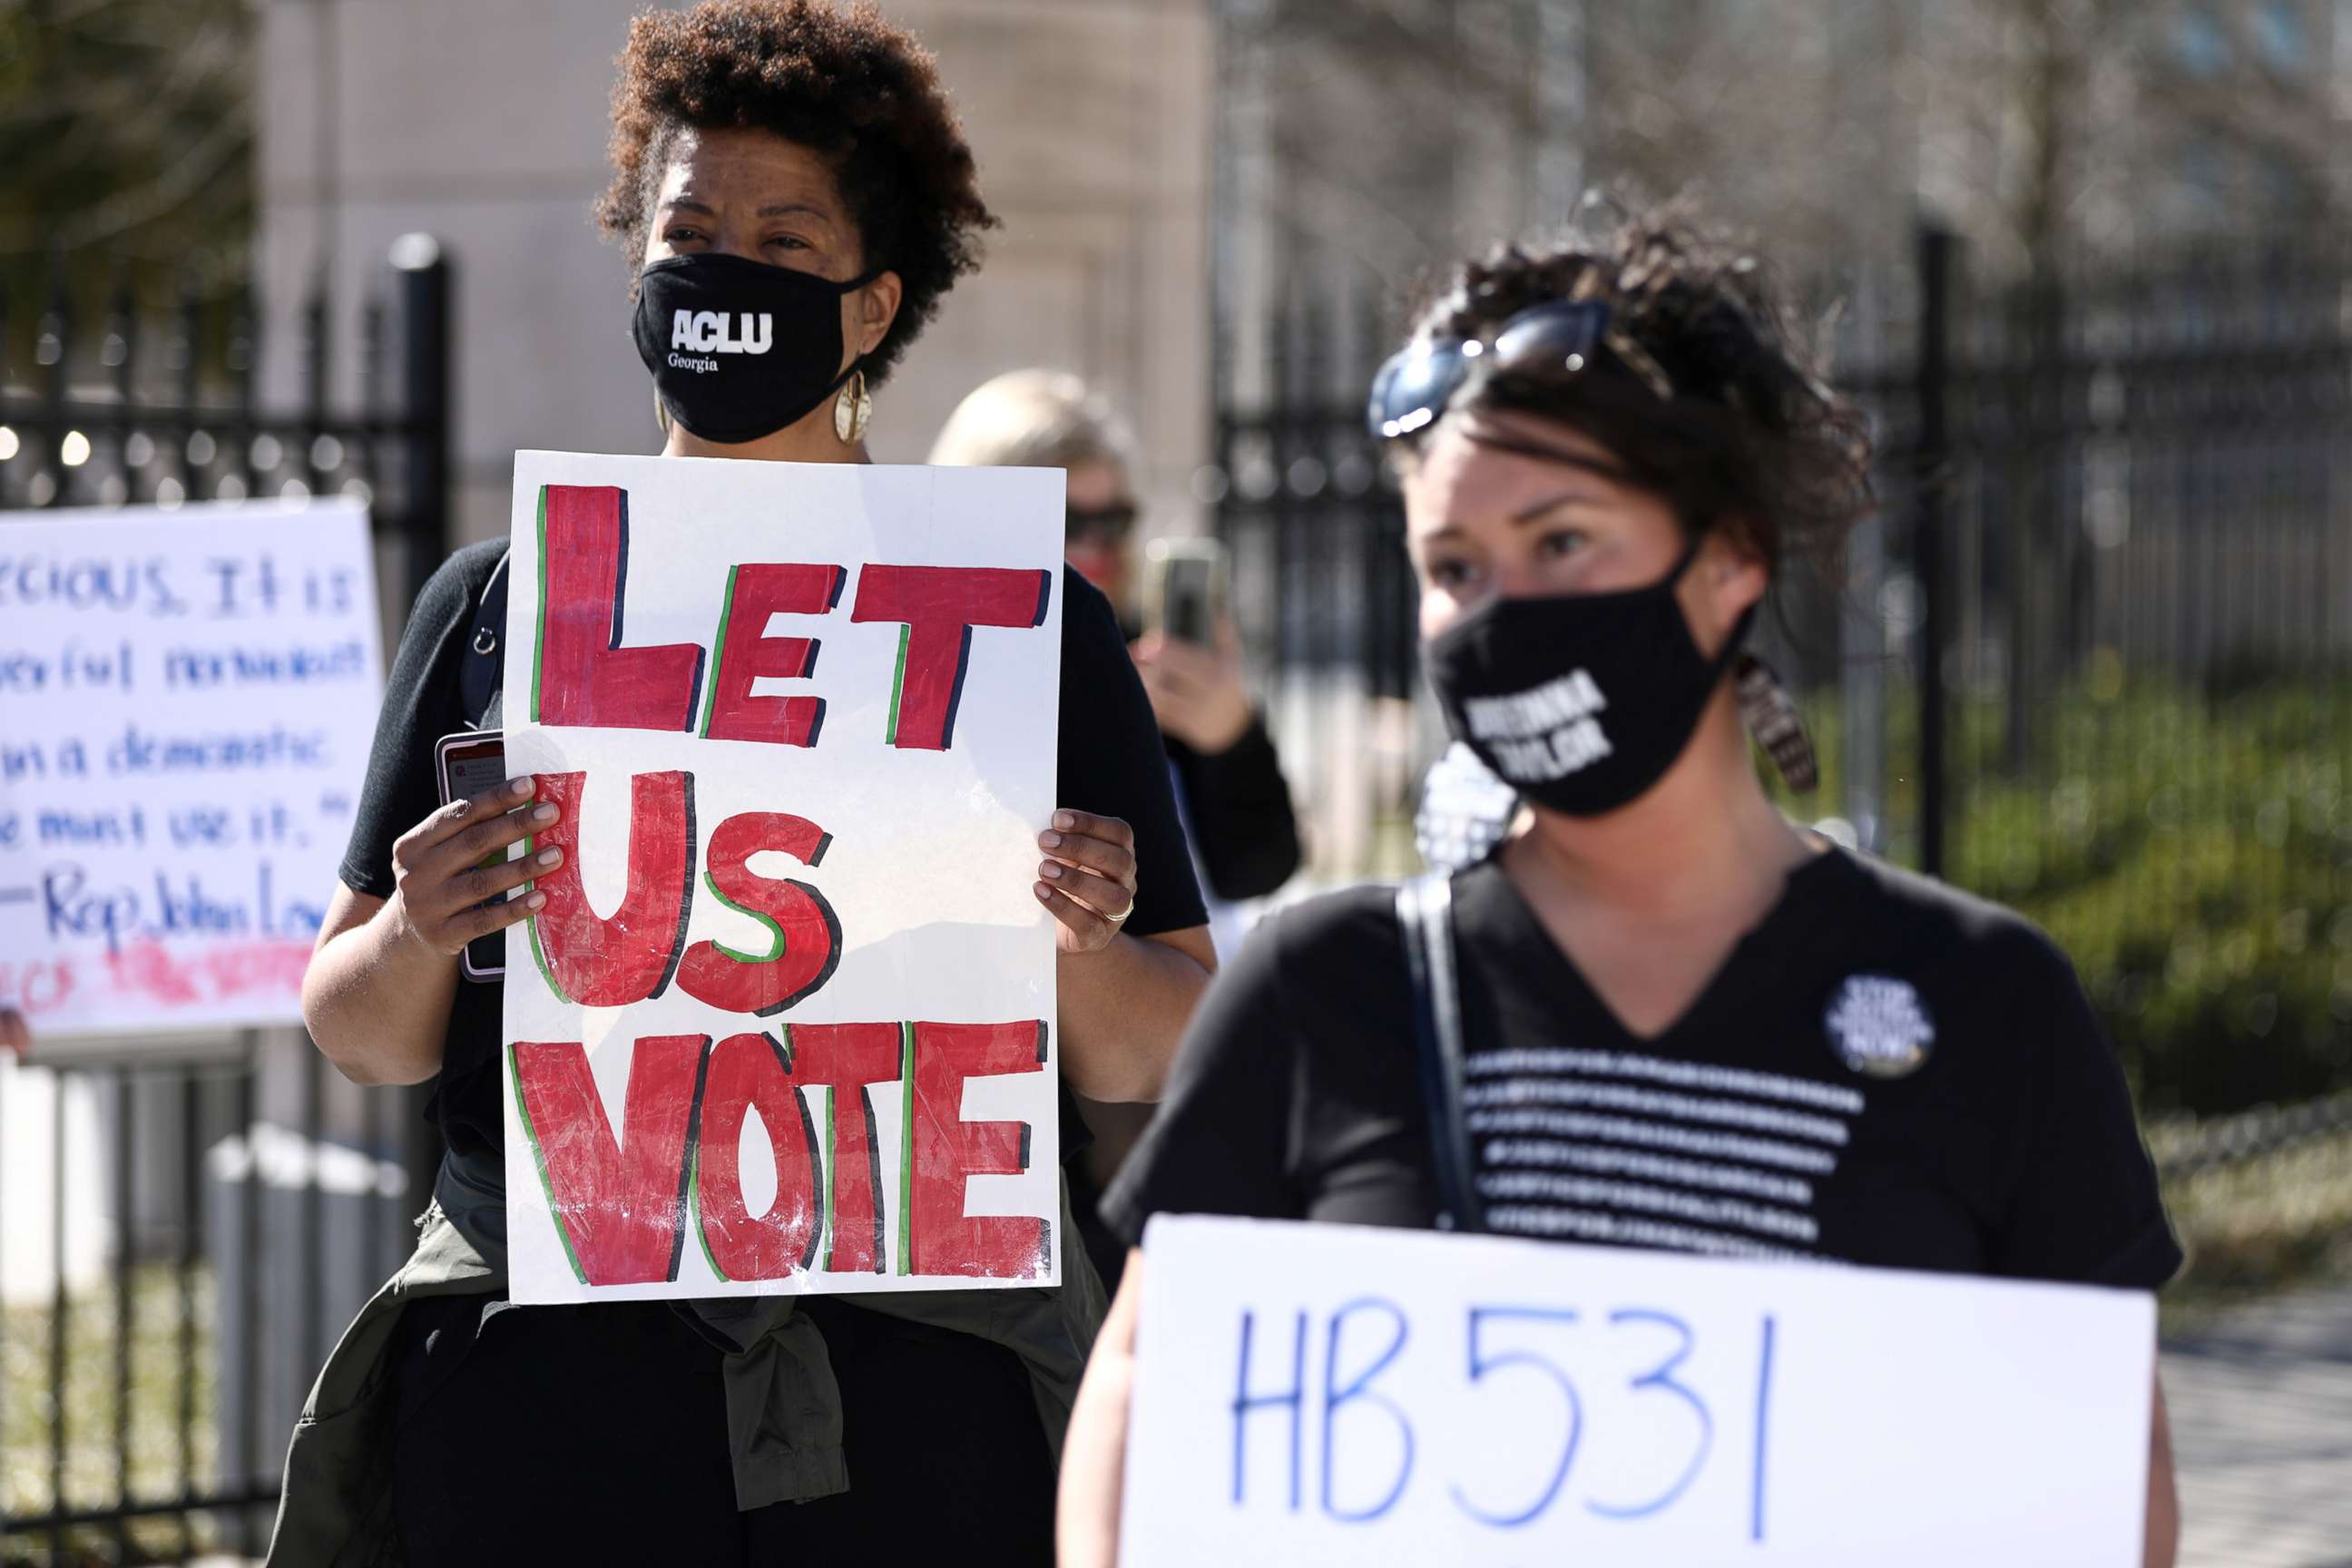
[1366, 298, 1666, 442]
[1066, 501, 1139, 543]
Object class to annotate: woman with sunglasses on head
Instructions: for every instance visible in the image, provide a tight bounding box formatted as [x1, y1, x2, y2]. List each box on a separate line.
[274, 5, 1212, 1563]
[1058, 206, 2180, 1568]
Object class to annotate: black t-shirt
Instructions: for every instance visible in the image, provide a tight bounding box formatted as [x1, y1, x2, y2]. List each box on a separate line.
[1106, 847, 2182, 1289]
[340, 538, 1207, 1162]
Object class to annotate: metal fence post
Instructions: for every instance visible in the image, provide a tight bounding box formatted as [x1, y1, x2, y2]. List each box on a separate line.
[389, 235, 454, 1214]
[37, 260, 66, 506]
[1915, 220, 1954, 880]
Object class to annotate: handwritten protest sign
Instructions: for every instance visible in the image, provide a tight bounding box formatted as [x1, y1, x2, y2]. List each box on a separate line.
[0, 499, 383, 1038]
[500, 451, 1065, 1303]
[1124, 1216, 2156, 1567]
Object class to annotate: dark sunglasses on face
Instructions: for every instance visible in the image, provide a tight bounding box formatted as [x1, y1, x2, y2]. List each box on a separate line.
[1067, 501, 1139, 544]
[1366, 298, 1677, 442]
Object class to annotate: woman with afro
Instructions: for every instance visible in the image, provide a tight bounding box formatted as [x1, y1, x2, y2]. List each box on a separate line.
[274, 5, 1214, 1562]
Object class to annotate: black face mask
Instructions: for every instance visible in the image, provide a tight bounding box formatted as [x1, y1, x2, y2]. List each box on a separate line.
[632, 252, 877, 445]
[1423, 538, 1754, 818]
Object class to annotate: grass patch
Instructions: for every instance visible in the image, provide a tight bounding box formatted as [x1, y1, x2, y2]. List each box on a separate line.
[2, 1264, 225, 1565]
[2157, 1120, 2352, 1327]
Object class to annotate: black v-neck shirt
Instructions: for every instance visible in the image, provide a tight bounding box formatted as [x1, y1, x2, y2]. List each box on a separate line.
[1105, 847, 2181, 1289]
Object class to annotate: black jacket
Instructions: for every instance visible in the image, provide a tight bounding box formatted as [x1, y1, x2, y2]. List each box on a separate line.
[1165, 716, 1301, 900]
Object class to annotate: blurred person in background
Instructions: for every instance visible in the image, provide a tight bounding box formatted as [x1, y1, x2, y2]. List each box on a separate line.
[930, 371, 1302, 925]
[0, 1007, 27, 1056]
[1059, 204, 2180, 1568]
[274, 5, 1212, 1564]
[931, 369, 1301, 1291]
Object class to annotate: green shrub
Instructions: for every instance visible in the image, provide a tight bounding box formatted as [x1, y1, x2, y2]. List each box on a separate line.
[1777, 674, 2352, 1115]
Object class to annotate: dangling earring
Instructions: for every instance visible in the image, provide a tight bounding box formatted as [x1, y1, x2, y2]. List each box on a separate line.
[1735, 652, 1819, 793]
[834, 369, 872, 444]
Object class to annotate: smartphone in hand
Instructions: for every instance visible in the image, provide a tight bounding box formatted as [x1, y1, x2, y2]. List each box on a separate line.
[434, 730, 514, 983]
[1144, 537, 1228, 647]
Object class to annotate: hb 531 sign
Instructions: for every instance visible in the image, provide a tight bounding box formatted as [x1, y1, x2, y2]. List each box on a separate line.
[500, 450, 1065, 1304]
[1123, 1217, 2158, 1567]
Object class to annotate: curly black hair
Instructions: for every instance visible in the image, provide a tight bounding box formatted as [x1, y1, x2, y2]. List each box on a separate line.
[1406, 200, 1873, 574]
[596, 0, 998, 387]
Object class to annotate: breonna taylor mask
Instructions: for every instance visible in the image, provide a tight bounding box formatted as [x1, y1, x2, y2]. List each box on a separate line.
[633, 251, 878, 445]
[1421, 535, 1755, 818]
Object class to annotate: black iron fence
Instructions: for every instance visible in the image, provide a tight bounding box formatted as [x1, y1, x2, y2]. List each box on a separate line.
[1890, 229, 2351, 1120]
[1208, 268, 1426, 881]
[1210, 224, 2352, 1127]
[0, 237, 450, 1566]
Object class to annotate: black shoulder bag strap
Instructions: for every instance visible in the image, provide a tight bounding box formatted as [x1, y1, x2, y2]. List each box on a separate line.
[1397, 871, 1483, 1234]
[457, 548, 512, 732]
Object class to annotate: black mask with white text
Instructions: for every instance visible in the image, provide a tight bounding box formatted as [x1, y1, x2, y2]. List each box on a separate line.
[632, 252, 877, 445]
[1423, 538, 1753, 818]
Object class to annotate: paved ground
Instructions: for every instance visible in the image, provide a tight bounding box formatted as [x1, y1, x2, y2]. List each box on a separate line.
[2165, 1278, 2352, 1568]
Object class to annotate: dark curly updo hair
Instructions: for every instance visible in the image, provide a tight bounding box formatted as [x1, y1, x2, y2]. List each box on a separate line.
[1405, 201, 1873, 574]
[595, 0, 998, 387]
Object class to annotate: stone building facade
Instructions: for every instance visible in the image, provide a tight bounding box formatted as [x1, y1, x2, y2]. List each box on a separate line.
[256, 0, 1214, 551]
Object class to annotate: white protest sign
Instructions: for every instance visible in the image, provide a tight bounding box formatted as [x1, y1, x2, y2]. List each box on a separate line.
[0, 499, 383, 1038]
[500, 451, 1064, 1304]
[1124, 1216, 2155, 1568]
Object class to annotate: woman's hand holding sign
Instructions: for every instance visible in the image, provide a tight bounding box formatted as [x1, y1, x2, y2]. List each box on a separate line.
[389, 778, 561, 957]
[1035, 807, 1216, 1104]
[1037, 809, 1139, 953]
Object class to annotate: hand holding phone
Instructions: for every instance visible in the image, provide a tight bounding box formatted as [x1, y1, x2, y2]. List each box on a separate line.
[428, 731, 549, 981]
[1131, 614, 1256, 755]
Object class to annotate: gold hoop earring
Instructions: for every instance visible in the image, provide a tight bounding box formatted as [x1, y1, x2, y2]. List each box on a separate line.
[834, 369, 872, 444]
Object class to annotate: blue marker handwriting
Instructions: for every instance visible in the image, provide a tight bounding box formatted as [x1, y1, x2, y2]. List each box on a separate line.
[37, 858, 328, 954]
[1227, 1299, 1779, 1542]
[0, 552, 358, 620]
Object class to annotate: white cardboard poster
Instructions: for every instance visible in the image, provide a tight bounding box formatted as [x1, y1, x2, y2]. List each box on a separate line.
[500, 451, 1065, 1304]
[1124, 1216, 2155, 1567]
[0, 499, 383, 1038]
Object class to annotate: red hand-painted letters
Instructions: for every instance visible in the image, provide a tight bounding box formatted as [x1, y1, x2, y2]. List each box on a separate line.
[511, 1020, 1050, 1288]
[531, 484, 1051, 750]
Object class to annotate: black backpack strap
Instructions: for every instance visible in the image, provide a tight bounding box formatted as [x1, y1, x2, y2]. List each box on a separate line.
[1397, 871, 1482, 1233]
[458, 548, 512, 731]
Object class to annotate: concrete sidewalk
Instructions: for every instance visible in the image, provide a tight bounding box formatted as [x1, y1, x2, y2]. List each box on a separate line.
[2164, 1279, 2352, 1568]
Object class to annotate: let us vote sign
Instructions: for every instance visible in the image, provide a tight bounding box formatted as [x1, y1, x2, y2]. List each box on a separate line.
[1124, 1217, 2156, 1567]
[501, 451, 1064, 1304]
